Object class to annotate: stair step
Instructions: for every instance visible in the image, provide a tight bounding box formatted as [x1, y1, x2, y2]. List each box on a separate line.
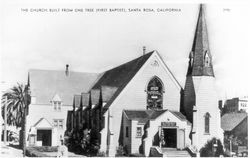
[162, 149, 191, 157]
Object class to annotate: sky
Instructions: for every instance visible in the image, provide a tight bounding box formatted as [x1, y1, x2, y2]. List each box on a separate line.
[1, 1, 249, 100]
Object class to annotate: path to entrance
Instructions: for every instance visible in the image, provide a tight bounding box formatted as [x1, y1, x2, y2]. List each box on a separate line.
[161, 148, 191, 157]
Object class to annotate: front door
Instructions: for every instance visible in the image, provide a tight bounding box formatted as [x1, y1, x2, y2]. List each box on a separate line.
[163, 128, 177, 148]
[37, 129, 52, 146]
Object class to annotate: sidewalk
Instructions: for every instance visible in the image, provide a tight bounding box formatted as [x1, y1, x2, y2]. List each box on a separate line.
[1, 142, 86, 157]
[0, 142, 23, 158]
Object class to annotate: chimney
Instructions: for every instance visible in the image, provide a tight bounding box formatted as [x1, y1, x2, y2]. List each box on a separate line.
[143, 46, 146, 55]
[65, 64, 69, 76]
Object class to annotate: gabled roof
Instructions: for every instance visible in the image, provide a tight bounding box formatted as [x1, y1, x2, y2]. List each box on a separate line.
[101, 86, 118, 103]
[170, 111, 188, 121]
[221, 113, 248, 131]
[124, 110, 150, 120]
[33, 117, 53, 128]
[73, 95, 81, 109]
[91, 52, 154, 112]
[90, 89, 100, 105]
[51, 94, 61, 102]
[147, 110, 167, 120]
[81, 93, 90, 107]
[66, 110, 73, 129]
[92, 52, 154, 89]
[29, 69, 101, 105]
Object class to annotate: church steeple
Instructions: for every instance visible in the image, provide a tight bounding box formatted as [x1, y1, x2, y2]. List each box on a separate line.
[183, 4, 223, 150]
[188, 4, 214, 77]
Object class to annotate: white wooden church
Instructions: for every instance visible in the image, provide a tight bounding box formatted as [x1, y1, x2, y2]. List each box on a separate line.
[25, 4, 223, 157]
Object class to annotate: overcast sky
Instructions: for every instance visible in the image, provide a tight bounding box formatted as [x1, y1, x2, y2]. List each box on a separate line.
[1, 2, 249, 99]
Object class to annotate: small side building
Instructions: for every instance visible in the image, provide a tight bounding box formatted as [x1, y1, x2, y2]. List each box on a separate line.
[221, 113, 248, 153]
[25, 67, 101, 146]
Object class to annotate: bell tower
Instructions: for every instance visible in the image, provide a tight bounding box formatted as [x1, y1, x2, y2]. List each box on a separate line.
[187, 4, 214, 77]
[183, 4, 223, 151]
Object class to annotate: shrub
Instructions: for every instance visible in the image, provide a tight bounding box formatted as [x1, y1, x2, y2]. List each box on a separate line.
[200, 137, 224, 157]
[32, 146, 58, 152]
[116, 145, 127, 156]
[25, 147, 49, 157]
[96, 151, 106, 157]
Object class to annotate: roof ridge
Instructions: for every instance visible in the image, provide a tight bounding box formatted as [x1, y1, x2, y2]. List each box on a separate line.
[29, 68, 99, 74]
[124, 109, 148, 112]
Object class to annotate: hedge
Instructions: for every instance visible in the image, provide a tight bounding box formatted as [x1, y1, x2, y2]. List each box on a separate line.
[25, 146, 58, 157]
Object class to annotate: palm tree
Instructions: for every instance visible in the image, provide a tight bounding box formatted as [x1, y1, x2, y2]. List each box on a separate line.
[1, 83, 30, 156]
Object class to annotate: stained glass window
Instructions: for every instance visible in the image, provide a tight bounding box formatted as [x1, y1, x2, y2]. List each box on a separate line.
[147, 77, 163, 110]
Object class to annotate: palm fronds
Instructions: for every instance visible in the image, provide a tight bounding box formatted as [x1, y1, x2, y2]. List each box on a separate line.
[1, 83, 30, 127]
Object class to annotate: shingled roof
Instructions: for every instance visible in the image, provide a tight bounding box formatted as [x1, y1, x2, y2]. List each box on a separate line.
[91, 52, 154, 112]
[29, 69, 101, 105]
[81, 93, 90, 107]
[101, 86, 118, 103]
[124, 110, 150, 121]
[92, 52, 154, 89]
[90, 89, 101, 105]
[221, 113, 247, 131]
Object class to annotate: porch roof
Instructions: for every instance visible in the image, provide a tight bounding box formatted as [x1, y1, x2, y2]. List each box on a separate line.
[33, 117, 53, 129]
[124, 109, 190, 124]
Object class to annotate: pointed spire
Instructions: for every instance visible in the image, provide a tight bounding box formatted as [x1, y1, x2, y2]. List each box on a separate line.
[188, 4, 214, 77]
[192, 4, 209, 52]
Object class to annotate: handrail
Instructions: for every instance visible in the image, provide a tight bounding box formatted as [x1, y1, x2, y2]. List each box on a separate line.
[186, 145, 197, 157]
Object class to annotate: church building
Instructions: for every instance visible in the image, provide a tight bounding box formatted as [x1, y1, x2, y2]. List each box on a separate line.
[66, 4, 223, 156]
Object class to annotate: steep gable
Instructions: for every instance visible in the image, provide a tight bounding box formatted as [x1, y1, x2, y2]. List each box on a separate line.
[92, 52, 154, 89]
[90, 52, 154, 112]
[73, 94, 81, 109]
[51, 94, 61, 102]
[88, 51, 182, 113]
[33, 118, 53, 128]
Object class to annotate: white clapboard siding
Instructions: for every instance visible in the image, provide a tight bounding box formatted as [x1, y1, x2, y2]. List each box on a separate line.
[192, 76, 223, 150]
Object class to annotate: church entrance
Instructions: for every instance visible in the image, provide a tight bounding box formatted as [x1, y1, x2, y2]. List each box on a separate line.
[37, 129, 52, 146]
[162, 128, 177, 148]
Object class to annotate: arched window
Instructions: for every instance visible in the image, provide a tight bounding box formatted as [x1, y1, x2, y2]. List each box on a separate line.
[204, 112, 211, 134]
[204, 51, 210, 67]
[147, 76, 164, 110]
